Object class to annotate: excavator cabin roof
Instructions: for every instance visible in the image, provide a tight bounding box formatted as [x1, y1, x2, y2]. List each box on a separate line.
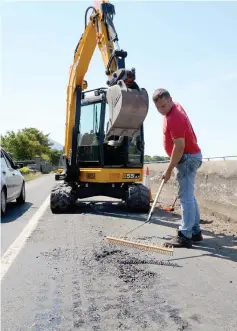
[81, 87, 108, 105]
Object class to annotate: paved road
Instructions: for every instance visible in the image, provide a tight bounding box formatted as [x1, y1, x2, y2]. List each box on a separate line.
[1, 175, 237, 331]
[1, 174, 55, 256]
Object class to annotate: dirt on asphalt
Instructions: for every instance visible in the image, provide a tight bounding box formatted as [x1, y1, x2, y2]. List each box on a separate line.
[35, 245, 190, 331]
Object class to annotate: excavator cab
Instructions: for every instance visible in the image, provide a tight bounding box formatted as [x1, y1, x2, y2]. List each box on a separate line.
[51, 84, 151, 213]
[77, 87, 146, 169]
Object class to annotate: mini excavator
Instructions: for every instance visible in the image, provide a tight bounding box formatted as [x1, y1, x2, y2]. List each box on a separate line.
[50, 0, 150, 213]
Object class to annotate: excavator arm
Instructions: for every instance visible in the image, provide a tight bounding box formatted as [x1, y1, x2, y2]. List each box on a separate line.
[64, 1, 149, 180]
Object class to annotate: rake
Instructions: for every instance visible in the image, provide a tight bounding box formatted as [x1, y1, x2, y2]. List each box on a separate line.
[106, 179, 174, 256]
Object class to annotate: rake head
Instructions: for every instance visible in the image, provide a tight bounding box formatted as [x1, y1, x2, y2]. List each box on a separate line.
[106, 236, 174, 256]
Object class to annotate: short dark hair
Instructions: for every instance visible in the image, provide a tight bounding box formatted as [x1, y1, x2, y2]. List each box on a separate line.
[152, 88, 171, 102]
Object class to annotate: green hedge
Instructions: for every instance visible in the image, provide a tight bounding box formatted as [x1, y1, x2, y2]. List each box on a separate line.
[19, 166, 30, 175]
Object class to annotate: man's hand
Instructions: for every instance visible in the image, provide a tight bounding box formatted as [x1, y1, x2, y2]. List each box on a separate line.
[162, 168, 172, 183]
[162, 138, 185, 183]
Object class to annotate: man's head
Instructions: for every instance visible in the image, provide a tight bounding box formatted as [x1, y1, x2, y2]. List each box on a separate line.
[152, 88, 174, 115]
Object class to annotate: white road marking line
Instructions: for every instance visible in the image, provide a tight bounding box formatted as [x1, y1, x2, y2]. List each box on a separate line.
[0, 195, 50, 282]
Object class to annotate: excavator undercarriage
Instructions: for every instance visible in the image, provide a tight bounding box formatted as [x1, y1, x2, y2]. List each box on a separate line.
[50, 1, 151, 213]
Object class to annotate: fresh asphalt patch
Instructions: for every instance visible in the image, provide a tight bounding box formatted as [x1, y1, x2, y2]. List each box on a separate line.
[35, 243, 189, 331]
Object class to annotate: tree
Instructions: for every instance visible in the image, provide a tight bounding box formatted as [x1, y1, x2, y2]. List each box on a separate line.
[143, 155, 170, 162]
[0, 128, 53, 160]
[152, 155, 163, 162]
[50, 149, 63, 165]
[144, 155, 152, 162]
[41, 154, 51, 162]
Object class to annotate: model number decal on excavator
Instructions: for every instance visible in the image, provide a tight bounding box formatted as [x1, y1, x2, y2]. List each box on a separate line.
[123, 173, 140, 179]
[86, 173, 96, 179]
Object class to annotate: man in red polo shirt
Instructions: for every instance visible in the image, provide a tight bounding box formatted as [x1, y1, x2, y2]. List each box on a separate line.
[152, 88, 203, 248]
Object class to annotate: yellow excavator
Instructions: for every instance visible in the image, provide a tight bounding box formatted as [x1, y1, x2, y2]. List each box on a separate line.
[50, 0, 150, 213]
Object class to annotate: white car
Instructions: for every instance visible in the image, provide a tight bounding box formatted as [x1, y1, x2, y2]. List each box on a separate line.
[1, 147, 26, 216]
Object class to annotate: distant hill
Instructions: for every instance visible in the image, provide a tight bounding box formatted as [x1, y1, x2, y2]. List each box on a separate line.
[49, 139, 64, 151]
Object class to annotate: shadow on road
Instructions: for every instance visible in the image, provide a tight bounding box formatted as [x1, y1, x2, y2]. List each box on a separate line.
[60, 200, 237, 264]
[1, 202, 33, 224]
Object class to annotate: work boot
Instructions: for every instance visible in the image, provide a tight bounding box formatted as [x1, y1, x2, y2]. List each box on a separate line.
[192, 231, 203, 242]
[164, 230, 192, 248]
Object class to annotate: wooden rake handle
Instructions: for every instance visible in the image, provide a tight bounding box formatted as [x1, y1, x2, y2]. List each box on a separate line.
[121, 179, 165, 238]
[147, 179, 165, 222]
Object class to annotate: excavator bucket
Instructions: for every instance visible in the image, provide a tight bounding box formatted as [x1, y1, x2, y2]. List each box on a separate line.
[104, 80, 149, 144]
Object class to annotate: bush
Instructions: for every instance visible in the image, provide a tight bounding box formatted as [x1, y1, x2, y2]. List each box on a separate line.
[19, 166, 30, 175]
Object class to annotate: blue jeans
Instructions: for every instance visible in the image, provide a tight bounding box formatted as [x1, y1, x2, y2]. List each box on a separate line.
[176, 152, 202, 238]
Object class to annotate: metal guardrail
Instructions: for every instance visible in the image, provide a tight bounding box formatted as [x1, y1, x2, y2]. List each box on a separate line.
[203, 155, 237, 161]
[144, 160, 169, 164]
[144, 155, 237, 164]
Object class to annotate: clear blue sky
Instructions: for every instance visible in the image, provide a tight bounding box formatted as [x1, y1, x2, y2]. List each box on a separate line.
[1, 0, 237, 157]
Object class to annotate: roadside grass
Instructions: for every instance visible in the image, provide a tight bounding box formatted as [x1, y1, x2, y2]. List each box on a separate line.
[23, 172, 42, 182]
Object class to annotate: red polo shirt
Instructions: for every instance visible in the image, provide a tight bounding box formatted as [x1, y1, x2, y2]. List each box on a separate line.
[163, 102, 201, 157]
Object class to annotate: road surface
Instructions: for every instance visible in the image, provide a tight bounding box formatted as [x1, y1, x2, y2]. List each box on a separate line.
[1, 175, 237, 331]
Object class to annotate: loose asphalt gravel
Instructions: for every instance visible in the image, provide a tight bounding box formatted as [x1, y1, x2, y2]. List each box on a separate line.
[1, 175, 237, 331]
